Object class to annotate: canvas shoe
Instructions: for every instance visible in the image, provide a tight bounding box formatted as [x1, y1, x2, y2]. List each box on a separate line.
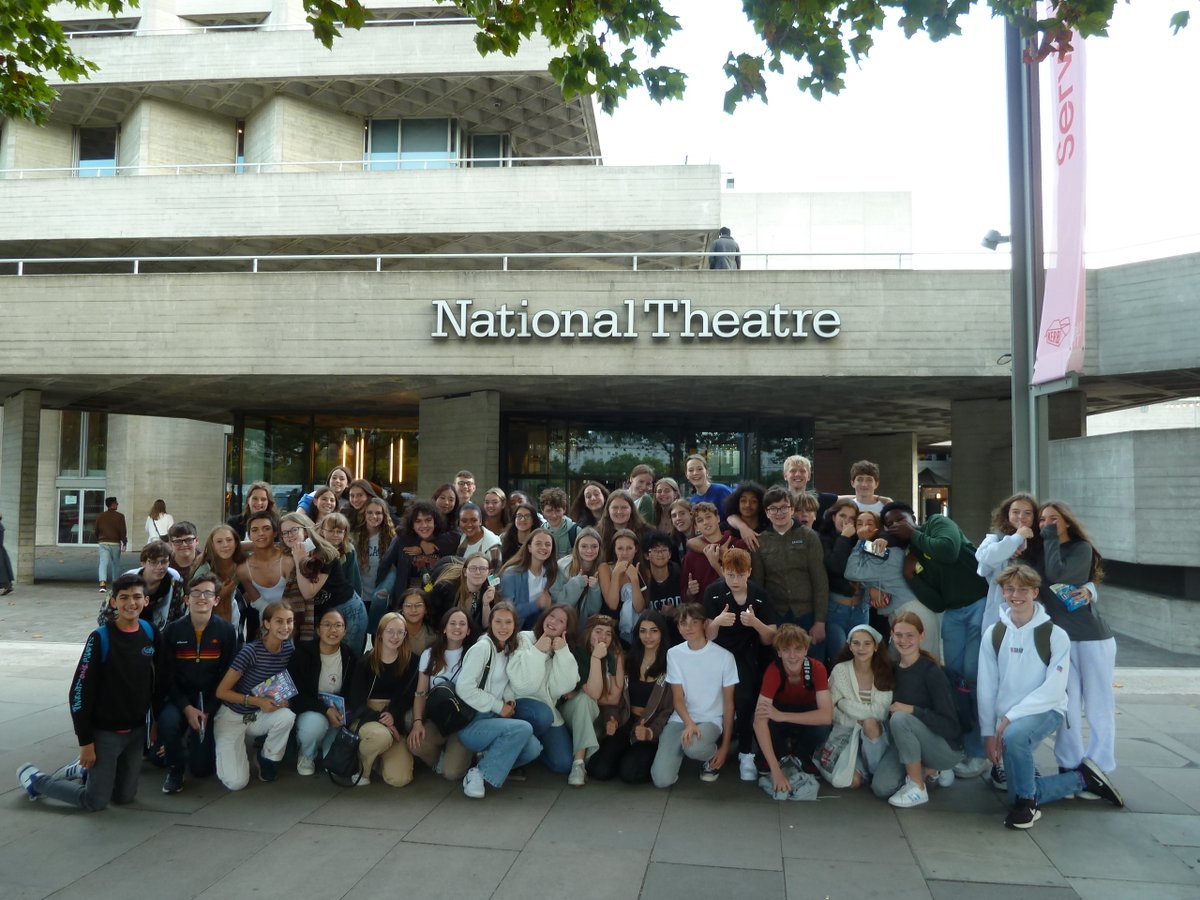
[59, 758, 88, 784]
[1004, 798, 1041, 829]
[988, 763, 1007, 791]
[1078, 759, 1124, 807]
[16, 764, 44, 801]
[162, 767, 184, 794]
[463, 767, 485, 799]
[738, 752, 758, 782]
[296, 755, 316, 776]
[568, 759, 587, 787]
[888, 778, 929, 808]
[699, 762, 720, 783]
[257, 753, 278, 783]
[953, 756, 990, 779]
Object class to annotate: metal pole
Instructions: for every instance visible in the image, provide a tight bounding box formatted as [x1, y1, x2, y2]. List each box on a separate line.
[1005, 19, 1046, 495]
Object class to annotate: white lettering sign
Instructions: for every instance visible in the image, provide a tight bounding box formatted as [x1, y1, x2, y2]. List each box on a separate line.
[431, 299, 841, 341]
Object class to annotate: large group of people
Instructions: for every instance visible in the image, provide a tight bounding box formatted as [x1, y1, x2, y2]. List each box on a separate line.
[17, 455, 1124, 830]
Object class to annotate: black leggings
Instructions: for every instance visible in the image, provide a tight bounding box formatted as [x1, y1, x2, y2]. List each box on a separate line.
[586, 723, 659, 783]
[733, 658, 761, 755]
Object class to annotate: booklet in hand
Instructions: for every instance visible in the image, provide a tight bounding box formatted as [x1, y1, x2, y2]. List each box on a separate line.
[251, 671, 299, 705]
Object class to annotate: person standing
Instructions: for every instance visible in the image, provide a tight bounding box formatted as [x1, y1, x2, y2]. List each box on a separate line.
[145, 499, 174, 545]
[0, 514, 13, 595]
[708, 226, 741, 269]
[94, 496, 127, 594]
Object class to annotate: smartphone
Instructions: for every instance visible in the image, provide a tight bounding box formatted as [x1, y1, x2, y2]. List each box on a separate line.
[487, 574, 500, 588]
[303, 537, 316, 553]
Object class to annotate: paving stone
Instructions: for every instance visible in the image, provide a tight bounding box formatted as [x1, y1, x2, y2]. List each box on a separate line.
[1118, 702, 1200, 735]
[1106, 766, 1198, 815]
[779, 790, 916, 865]
[899, 810, 1067, 886]
[652, 797, 782, 871]
[1069, 878, 1200, 899]
[641, 861, 785, 900]
[527, 781, 666, 851]
[196, 823, 402, 899]
[495, 845, 649, 899]
[183, 774, 342, 833]
[1028, 807, 1200, 885]
[784, 857, 932, 899]
[927, 882, 1079, 899]
[402, 783, 558, 851]
[344, 842, 516, 900]
[1113, 737, 1191, 768]
[304, 771, 454, 832]
[1137, 767, 1200, 814]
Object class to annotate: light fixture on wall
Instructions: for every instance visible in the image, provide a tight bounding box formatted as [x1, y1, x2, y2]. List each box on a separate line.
[982, 229, 1011, 251]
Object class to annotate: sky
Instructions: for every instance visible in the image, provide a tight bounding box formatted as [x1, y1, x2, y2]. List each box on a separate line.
[595, 3, 1200, 265]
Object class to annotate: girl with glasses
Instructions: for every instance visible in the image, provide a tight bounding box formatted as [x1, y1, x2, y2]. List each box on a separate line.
[430, 552, 497, 631]
[287, 608, 357, 777]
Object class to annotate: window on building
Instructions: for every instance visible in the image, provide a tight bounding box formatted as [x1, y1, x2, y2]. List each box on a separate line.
[235, 119, 245, 173]
[470, 133, 511, 167]
[58, 411, 107, 476]
[57, 489, 107, 545]
[75, 126, 119, 177]
[365, 118, 460, 170]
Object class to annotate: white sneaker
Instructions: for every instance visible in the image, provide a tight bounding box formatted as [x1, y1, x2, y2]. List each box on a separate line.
[568, 759, 587, 787]
[463, 767, 486, 799]
[888, 778, 929, 808]
[59, 758, 88, 783]
[296, 755, 316, 776]
[738, 752, 758, 782]
[17, 764, 44, 800]
[352, 772, 371, 788]
[953, 756, 990, 779]
[932, 769, 955, 788]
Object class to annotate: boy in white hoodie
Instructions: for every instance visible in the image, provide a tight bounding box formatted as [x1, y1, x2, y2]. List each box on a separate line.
[977, 563, 1122, 829]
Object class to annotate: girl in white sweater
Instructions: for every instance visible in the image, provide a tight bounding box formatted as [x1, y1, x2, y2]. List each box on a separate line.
[828, 624, 895, 787]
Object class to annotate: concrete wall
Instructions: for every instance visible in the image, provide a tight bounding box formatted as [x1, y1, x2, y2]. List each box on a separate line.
[417, 392, 501, 498]
[1048, 429, 1200, 567]
[0, 392, 41, 581]
[0, 165, 722, 240]
[248, 95, 363, 169]
[0, 119, 73, 175]
[35, 411, 62, 546]
[0, 269, 1011, 379]
[950, 397, 1013, 540]
[120, 97, 237, 172]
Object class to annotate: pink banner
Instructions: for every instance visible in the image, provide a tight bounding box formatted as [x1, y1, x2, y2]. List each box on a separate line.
[1032, 34, 1087, 384]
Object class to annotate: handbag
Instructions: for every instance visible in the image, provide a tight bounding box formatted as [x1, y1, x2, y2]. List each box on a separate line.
[423, 650, 493, 736]
[813, 722, 861, 788]
[322, 725, 362, 786]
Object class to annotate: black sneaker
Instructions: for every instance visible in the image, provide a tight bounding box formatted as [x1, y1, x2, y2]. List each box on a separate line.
[1077, 759, 1124, 807]
[162, 767, 184, 794]
[1004, 798, 1041, 829]
[988, 763, 1007, 791]
[257, 753, 278, 783]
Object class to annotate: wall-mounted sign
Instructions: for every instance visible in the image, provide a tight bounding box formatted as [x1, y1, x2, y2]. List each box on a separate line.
[431, 299, 841, 340]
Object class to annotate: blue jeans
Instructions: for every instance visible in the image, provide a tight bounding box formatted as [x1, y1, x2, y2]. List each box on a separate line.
[941, 597, 985, 759]
[1003, 710, 1083, 806]
[514, 698, 574, 774]
[97, 543, 121, 584]
[294, 710, 339, 760]
[458, 711, 542, 788]
[158, 701, 216, 776]
[824, 596, 868, 661]
[332, 595, 368, 657]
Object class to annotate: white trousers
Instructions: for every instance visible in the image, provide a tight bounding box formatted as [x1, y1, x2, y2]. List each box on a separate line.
[1054, 637, 1117, 773]
[214, 705, 296, 791]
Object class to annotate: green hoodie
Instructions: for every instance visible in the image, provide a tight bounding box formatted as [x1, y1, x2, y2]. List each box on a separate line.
[905, 515, 988, 613]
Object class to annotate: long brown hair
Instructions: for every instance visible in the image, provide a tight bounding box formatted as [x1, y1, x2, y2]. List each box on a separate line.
[423, 608, 478, 678]
[486, 601, 520, 655]
[835, 628, 895, 691]
[368, 612, 413, 676]
[353, 496, 396, 573]
[1038, 500, 1104, 583]
[533, 603, 579, 652]
[195, 524, 247, 621]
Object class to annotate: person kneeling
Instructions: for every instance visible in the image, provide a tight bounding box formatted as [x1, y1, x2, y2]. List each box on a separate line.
[978, 564, 1123, 829]
[754, 625, 833, 794]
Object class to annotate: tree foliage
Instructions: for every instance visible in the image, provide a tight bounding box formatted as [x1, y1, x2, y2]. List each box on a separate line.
[1, 0, 1193, 125]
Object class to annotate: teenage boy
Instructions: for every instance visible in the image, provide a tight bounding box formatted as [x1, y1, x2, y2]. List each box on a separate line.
[628, 464, 657, 524]
[843, 460, 892, 514]
[94, 496, 127, 593]
[124, 540, 183, 630]
[680, 502, 743, 601]
[883, 501, 990, 778]
[539, 487, 578, 557]
[159, 573, 238, 794]
[977, 564, 1122, 829]
[18, 573, 163, 810]
[167, 521, 201, 593]
[783, 455, 838, 524]
[751, 487, 831, 661]
[454, 470, 477, 505]
[651, 603, 739, 787]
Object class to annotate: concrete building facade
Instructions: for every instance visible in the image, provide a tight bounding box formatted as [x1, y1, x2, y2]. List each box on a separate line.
[2, 2, 1199, 636]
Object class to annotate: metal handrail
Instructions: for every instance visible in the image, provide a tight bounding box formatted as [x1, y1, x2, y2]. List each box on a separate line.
[64, 18, 481, 39]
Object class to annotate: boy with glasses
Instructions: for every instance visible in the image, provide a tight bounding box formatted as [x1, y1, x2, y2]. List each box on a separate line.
[123, 540, 183, 630]
[167, 521, 200, 589]
[158, 573, 238, 794]
[454, 470, 477, 505]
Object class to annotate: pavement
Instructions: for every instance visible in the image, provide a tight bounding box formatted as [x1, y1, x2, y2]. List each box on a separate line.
[1, 550, 1199, 899]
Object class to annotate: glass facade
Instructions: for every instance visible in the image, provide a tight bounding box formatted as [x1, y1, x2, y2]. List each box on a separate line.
[76, 127, 118, 177]
[226, 413, 418, 516]
[502, 414, 814, 501]
[56, 411, 109, 544]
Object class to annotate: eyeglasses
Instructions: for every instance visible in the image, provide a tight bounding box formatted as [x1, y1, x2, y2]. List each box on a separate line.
[281, 527, 301, 538]
[647, 546, 671, 555]
[465, 566, 490, 574]
[319, 622, 346, 630]
[766, 505, 793, 515]
[514, 513, 533, 521]
[401, 602, 425, 610]
[170, 537, 197, 546]
[188, 590, 217, 600]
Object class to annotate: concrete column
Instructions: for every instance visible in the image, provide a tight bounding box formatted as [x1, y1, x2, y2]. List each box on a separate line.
[950, 398, 1013, 541]
[418, 391, 501, 498]
[838, 432, 917, 509]
[1, 390, 42, 583]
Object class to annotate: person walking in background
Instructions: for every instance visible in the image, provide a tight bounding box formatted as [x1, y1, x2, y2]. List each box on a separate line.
[0, 514, 13, 595]
[94, 496, 127, 594]
[708, 226, 741, 269]
[145, 499, 174, 545]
